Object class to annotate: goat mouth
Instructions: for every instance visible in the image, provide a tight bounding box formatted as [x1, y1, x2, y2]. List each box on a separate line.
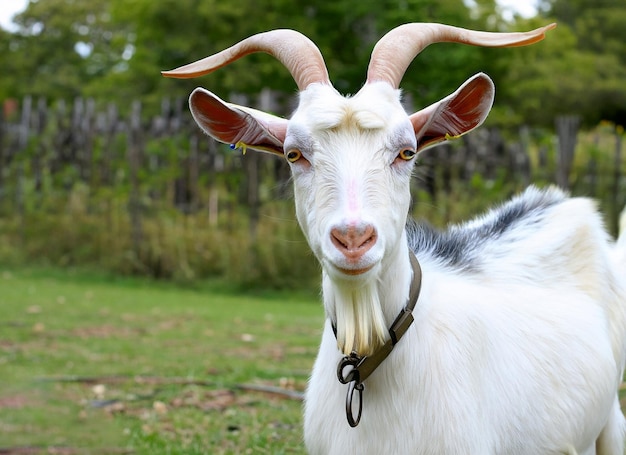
[335, 264, 375, 276]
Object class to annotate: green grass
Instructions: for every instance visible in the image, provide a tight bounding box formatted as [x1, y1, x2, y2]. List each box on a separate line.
[4, 264, 626, 454]
[0, 267, 323, 454]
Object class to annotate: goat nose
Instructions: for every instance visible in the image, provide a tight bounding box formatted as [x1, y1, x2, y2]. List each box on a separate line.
[330, 224, 377, 262]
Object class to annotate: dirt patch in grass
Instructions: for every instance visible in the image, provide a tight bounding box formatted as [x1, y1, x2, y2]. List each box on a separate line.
[0, 395, 33, 409]
[71, 325, 143, 339]
[170, 388, 237, 411]
[0, 447, 134, 454]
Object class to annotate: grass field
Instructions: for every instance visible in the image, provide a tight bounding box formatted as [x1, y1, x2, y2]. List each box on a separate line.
[0, 267, 323, 454]
[4, 267, 626, 454]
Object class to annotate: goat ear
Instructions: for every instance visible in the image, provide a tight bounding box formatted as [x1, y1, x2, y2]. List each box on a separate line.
[189, 87, 287, 156]
[410, 73, 494, 152]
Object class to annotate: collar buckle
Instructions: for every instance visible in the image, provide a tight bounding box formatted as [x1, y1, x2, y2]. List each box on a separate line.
[333, 252, 422, 427]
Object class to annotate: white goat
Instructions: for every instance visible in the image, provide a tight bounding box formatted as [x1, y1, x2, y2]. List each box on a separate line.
[164, 23, 626, 454]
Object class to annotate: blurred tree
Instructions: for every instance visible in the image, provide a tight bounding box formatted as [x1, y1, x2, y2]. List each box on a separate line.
[112, 0, 489, 106]
[0, 28, 16, 101]
[8, 0, 618, 128]
[302, 0, 490, 101]
[545, 0, 626, 125]
[493, 0, 626, 128]
[2, 0, 130, 101]
[0, 0, 514, 112]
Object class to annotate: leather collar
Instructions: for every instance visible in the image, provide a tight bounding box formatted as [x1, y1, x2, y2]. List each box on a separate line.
[334, 252, 422, 427]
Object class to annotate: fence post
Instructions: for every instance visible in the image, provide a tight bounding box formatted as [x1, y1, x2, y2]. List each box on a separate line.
[102, 103, 119, 186]
[128, 100, 143, 262]
[16, 96, 32, 243]
[207, 137, 220, 227]
[72, 97, 84, 182]
[555, 115, 580, 190]
[189, 132, 199, 212]
[0, 102, 5, 197]
[32, 98, 47, 200]
[82, 98, 96, 182]
[51, 99, 66, 176]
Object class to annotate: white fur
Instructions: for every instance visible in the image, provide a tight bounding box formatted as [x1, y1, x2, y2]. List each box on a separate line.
[304, 193, 626, 454]
[280, 83, 626, 454]
[186, 67, 626, 453]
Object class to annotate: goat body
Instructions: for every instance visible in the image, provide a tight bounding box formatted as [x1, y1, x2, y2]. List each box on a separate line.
[163, 23, 626, 454]
[306, 186, 626, 454]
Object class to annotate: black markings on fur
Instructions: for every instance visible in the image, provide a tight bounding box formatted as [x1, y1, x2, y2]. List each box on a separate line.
[407, 187, 566, 271]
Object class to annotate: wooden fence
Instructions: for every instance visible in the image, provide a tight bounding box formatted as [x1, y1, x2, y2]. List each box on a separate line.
[0, 93, 624, 279]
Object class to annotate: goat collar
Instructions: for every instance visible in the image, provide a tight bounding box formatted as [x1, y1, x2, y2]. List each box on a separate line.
[334, 252, 422, 427]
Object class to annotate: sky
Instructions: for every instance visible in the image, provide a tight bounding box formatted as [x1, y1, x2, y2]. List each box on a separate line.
[0, 0, 538, 32]
[0, 0, 28, 31]
[497, 0, 539, 19]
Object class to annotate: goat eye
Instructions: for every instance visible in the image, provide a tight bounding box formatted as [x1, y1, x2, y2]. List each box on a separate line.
[398, 149, 416, 161]
[286, 149, 302, 163]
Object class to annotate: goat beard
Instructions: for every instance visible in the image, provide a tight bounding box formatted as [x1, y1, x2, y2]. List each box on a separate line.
[329, 279, 388, 356]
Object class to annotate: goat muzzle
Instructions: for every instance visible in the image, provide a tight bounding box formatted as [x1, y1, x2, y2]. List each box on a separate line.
[330, 224, 377, 269]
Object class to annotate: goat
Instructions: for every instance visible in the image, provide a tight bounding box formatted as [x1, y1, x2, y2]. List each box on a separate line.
[163, 23, 626, 454]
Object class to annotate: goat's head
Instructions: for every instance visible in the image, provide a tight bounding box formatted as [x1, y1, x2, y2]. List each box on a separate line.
[163, 22, 555, 355]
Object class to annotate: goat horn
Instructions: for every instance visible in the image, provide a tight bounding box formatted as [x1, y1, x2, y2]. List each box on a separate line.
[367, 22, 556, 88]
[162, 29, 330, 91]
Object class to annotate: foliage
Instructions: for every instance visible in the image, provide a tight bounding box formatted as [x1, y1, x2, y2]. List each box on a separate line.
[3, 0, 625, 124]
[491, 0, 626, 128]
[126, 0, 505, 108]
[2, 0, 129, 100]
[0, 187, 319, 289]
